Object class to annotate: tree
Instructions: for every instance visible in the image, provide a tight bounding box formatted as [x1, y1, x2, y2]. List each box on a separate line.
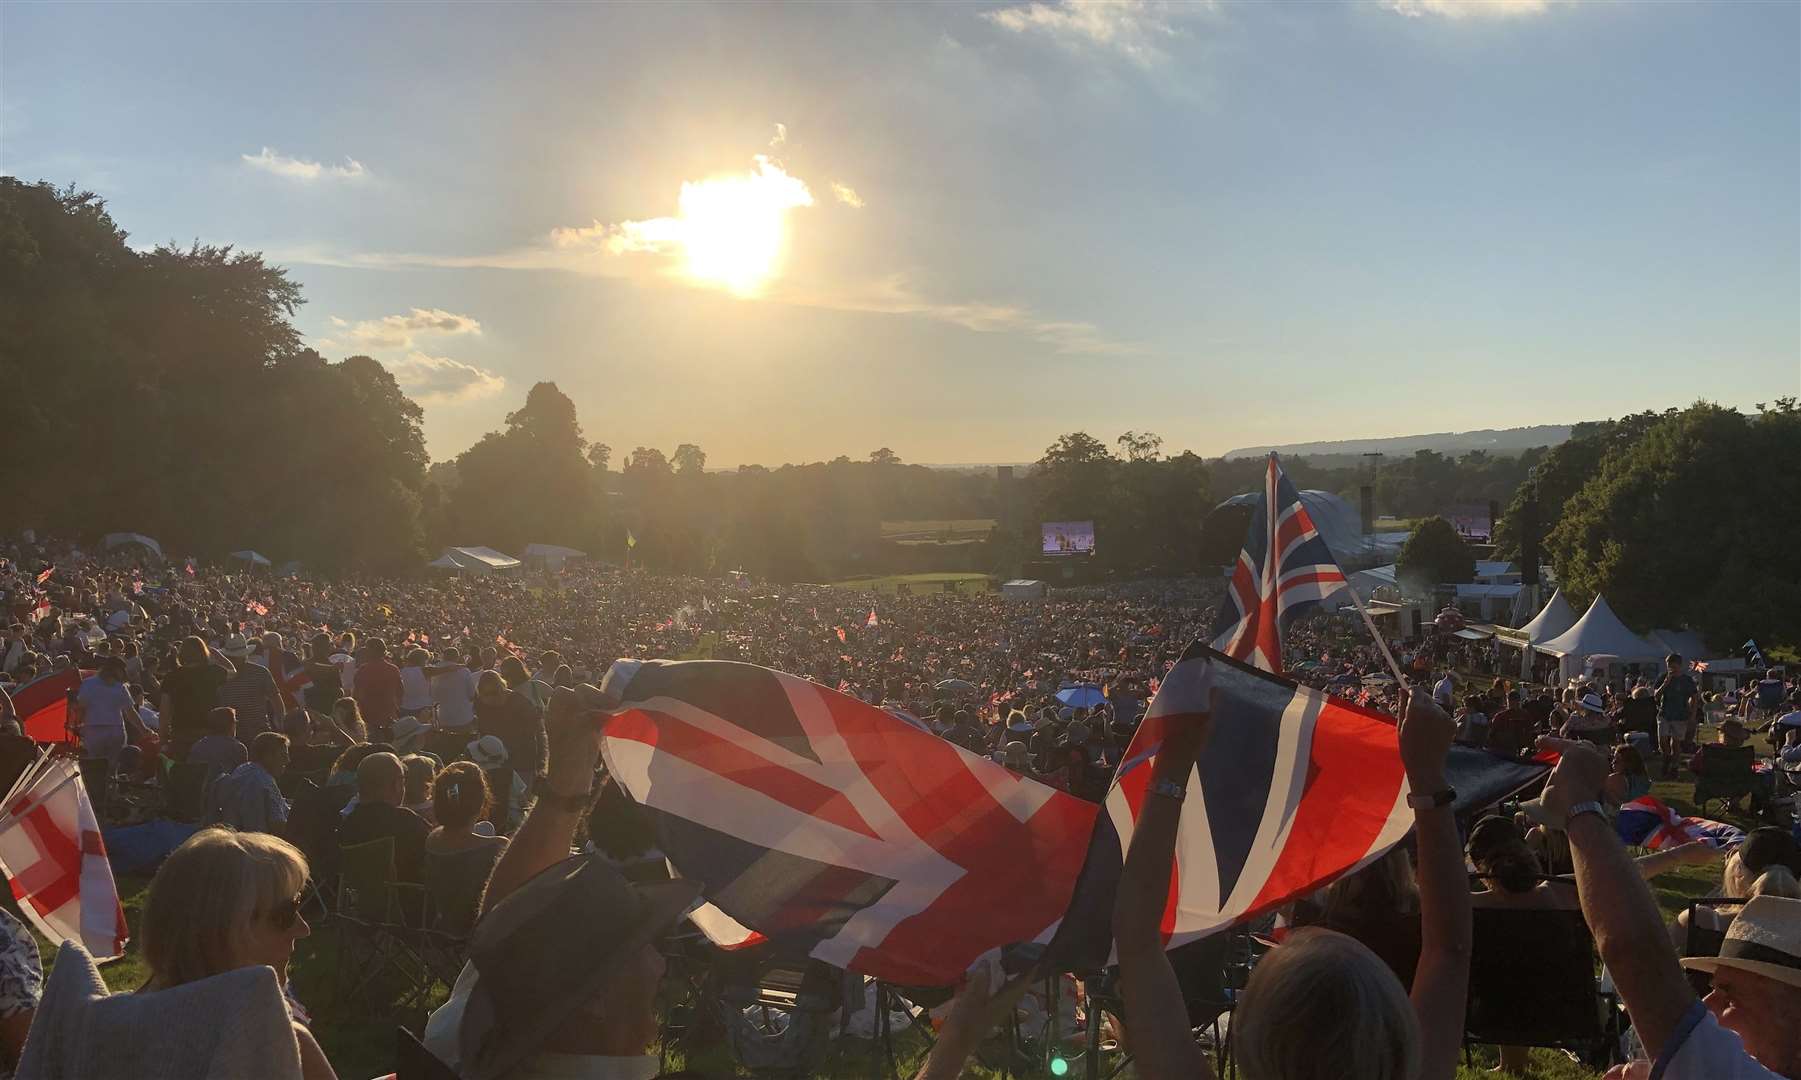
[673, 443, 707, 476]
[1494, 411, 1670, 559]
[1396, 517, 1475, 588]
[447, 381, 594, 552]
[1116, 430, 1164, 463]
[1545, 402, 1800, 649]
[869, 447, 902, 466]
[586, 443, 611, 473]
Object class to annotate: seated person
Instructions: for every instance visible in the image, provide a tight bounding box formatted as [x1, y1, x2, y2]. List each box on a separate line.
[208, 732, 293, 836]
[1691, 719, 1767, 813]
[187, 707, 249, 779]
[401, 753, 439, 826]
[423, 763, 508, 935]
[339, 752, 429, 884]
[1606, 743, 1654, 804]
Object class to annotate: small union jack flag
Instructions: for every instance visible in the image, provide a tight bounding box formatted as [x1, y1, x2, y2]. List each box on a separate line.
[1210, 453, 1348, 674]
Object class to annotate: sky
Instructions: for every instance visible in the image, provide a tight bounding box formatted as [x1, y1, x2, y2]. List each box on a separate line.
[3, 0, 1797, 466]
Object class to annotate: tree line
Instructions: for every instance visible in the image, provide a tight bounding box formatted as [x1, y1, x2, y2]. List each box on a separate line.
[7, 179, 1790, 649]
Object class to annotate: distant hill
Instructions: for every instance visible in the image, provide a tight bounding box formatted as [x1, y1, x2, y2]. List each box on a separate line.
[1221, 424, 1575, 462]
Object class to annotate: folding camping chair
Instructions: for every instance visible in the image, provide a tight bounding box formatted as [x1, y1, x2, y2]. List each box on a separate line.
[335, 837, 431, 1015]
[1464, 907, 1615, 1070]
[1692, 744, 1757, 816]
[1681, 897, 1748, 998]
[710, 946, 842, 1075]
[164, 760, 212, 822]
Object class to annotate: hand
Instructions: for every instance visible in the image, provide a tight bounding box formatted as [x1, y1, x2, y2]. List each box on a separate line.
[1536, 736, 1609, 823]
[544, 684, 610, 795]
[1669, 841, 1724, 867]
[1399, 688, 1456, 788]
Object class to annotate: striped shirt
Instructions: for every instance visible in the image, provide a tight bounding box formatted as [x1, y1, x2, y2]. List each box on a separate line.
[217, 662, 280, 736]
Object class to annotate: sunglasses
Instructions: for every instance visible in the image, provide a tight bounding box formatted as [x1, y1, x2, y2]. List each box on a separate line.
[267, 893, 306, 931]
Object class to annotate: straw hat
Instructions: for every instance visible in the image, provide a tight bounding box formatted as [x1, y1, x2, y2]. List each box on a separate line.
[1679, 895, 1801, 988]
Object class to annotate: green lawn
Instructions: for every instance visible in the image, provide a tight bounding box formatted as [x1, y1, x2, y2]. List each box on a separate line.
[831, 572, 996, 595]
[878, 520, 997, 541]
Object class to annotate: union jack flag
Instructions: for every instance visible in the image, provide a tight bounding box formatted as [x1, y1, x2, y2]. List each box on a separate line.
[1211, 453, 1349, 673]
[598, 659, 1097, 986]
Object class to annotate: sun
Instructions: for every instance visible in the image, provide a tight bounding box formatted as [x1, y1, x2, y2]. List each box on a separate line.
[672, 156, 814, 296]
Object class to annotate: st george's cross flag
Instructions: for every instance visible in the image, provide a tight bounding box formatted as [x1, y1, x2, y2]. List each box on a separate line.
[0, 754, 128, 959]
[1048, 643, 1414, 966]
[598, 659, 1098, 986]
[1211, 453, 1349, 674]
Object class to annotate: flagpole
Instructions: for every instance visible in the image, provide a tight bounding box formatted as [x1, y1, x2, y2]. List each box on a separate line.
[1342, 580, 1409, 689]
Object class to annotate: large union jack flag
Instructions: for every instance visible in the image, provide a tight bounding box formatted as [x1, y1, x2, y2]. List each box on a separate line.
[598, 659, 1099, 986]
[1211, 453, 1349, 673]
[1048, 644, 1414, 966]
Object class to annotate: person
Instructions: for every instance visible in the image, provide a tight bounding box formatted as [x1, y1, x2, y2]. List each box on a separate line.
[1690, 719, 1768, 814]
[428, 647, 479, 756]
[352, 638, 402, 743]
[474, 669, 546, 790]
[1454, 693, 1489, 747]
[423, 762, 509, 936]
[1114, 682, 1470, 1080]
[1535, 737, 1798, 1078]
[398, 648, 439, 719]
[73, 656, 139, 768]
[160, 635, 231, 759]
[136, 828, 335, 1079]
[330, 697, 369, 746]
[0, 908, 40, 1080]
[1432, 670, 1454, 710]
[1670, 827, 1801, 951]
[402, 753, 439, 826]
[1485, 689, 1530, 757]
[130, 682, 160, 732]
[209, 731, 293, 835]
[466, 734, 528, 832]
[1657, 654, 1702, 778]
[189, 706, 250, 777]
[338, 751, 430, 884]
[1605, 743, 1653, 804]
[301, 633, 344, 717]
[1564, 690, 1613, 743]
[422, 684, 701, 1078]
[217, 634, 283, 738]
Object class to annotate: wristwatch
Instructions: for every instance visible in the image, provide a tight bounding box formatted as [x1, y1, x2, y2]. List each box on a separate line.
[1148, 779, 1187, 802]
[1405, 787, 1456, 810]
[531, 776, 593, 813]
[1562, 800, 1607, 829]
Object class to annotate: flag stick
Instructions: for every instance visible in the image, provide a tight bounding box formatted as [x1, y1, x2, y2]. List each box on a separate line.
[1342, 581, 1409, 688]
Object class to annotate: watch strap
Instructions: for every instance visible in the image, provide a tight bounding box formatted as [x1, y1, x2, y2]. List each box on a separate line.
[1148, 779, 1186, 801]
[531, 776, 593, 813]
[1563, 800, 1607, 830]
[1406, 787, 1456, 810]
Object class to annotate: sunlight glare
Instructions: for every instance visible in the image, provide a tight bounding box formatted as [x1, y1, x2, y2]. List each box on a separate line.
[674, 155, 814, 296]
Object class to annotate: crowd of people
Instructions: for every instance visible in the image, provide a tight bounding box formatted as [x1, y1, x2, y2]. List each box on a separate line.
[0, 532, 1797, 1080]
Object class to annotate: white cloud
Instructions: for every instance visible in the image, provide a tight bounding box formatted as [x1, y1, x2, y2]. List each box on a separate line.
[830, 181, 866, 209]
[1381, 0, 1559, 18]
[385, 352, 506, 403]
[771, 122, 788, 147]
[325, 307, 482, 351]
[982, 1, 1202, 67]
[241, 146, 367, 180]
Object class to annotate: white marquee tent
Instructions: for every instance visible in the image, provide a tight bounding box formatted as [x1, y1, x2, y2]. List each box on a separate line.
[430, 546, 523, 575]
[1512, 588, 1579, 646]
[102, 532, 164, 559]
[522, 544, 587, 572]
[1534, 594, 1665, 682]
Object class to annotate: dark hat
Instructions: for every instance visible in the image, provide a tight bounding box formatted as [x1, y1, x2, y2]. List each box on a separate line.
[454, 855, 700, 1080]
[1466, 815, 1523, 863]
[1739, 827, 1801, 877]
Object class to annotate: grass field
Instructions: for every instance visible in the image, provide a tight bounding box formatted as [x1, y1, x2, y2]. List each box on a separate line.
[879, 520, 997, 543]
[831, 572, 996, 595]
[24, 737, 1752, 1079]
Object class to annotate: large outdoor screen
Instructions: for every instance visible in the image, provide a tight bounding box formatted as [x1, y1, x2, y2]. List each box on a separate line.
[1041, 521, 1096, 557]
[1448, 503, 1492, 543]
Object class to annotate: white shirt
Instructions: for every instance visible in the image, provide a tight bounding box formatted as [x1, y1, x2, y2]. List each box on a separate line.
[1658, 1006, 1781, 1079]
[432, 666, 479, 729]
[1433, 677, 1454, 708]
[400, 666, 433, 711]
[136, 704, 160, 731]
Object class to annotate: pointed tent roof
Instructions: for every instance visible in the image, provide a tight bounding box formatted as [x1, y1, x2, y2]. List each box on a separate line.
[1518, 588, 1578, 643]
[1536, 594, 1663, 660]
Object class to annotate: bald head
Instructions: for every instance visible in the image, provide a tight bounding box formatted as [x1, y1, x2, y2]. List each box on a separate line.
[357, 751, 405, 805]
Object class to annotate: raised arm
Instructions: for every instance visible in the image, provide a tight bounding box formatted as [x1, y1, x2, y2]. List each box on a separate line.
[1537, 737, 1697, 1059]
[481, 685, 604, 914]
[1112, 694, 1214, 1080]
[1399, 688, 1470, 1080]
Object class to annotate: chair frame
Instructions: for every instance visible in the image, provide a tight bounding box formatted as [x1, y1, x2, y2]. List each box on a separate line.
[333, 837, 433, 1016]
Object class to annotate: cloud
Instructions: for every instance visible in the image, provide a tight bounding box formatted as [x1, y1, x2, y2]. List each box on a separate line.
[830, 182, 866, 209]
[241, 147, 367, 180]
[772, 274, 1137, 356]
[982, 0, 1202, 67]
[385, 352, 506, 403]
[771, 123, 788, 147]
[325, 307, 482, 351]
[1381, 0, 1559, 17]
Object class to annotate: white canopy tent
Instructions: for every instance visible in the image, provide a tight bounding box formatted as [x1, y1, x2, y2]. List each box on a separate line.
[431, 546, 523, 575]
[230, 550, 272, 567]
[1535, 594, 1665, 683]
[522, 543, 587, 572]
[102, 532, 164, 559]
[1001, 579, 1045, 600]
[1511, 588, 1579, 646]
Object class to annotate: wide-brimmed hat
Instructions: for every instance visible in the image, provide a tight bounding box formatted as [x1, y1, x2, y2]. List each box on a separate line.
[444, 855, 699, 1080]
[466, 735, 508, 769]
[1579, 693, 1605, 714]
[1679, 895, 1801, 988]
[217, 634, 251, 659]
[392, 716, 426, 752]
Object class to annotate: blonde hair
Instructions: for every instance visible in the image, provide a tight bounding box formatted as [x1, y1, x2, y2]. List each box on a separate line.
[1750, 865, 1801, 900]
[1235, 928, 1421, 1080]
[141, 828, 308, 989]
